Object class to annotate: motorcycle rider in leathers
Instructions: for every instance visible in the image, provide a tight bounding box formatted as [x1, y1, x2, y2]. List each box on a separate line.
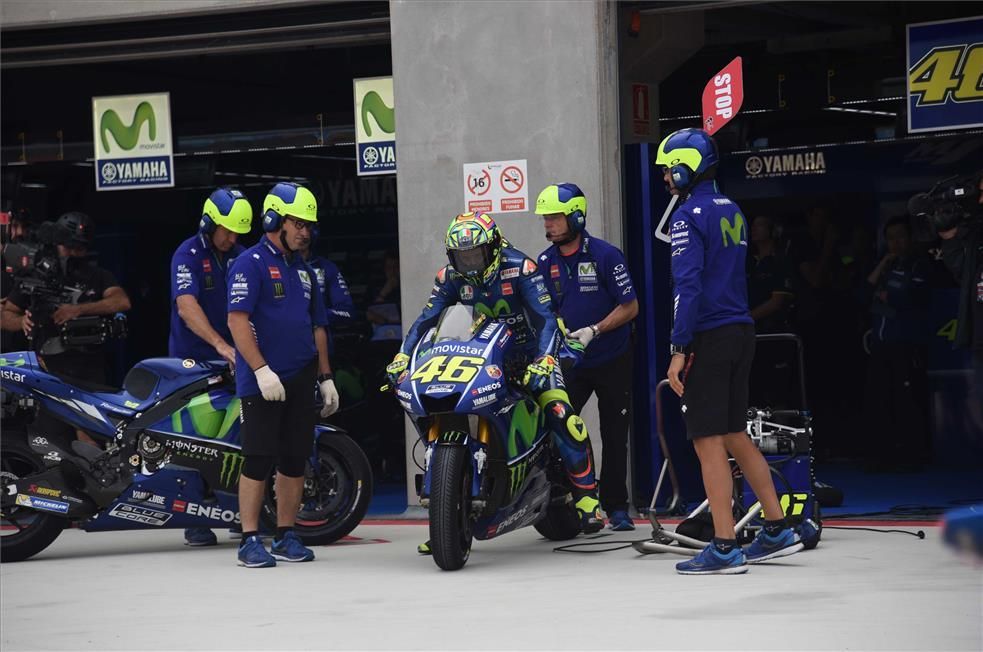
[387, 212, 603, 553]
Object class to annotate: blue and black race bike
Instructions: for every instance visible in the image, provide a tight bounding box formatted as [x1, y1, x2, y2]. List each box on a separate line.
[393, 305, 584, 571]
[0, 351, 372, 562]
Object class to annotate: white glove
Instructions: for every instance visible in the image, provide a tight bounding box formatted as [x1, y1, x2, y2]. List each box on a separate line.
[319, 379, 339, 418]
[254, 365, 286, 402]
[568, 326, 597, 348]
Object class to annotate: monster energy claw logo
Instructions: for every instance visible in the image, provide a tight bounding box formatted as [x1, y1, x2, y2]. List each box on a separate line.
[361, 91, 396, 136]
[509, 460, 529, 496]
[100, 101, 156, 152]
[220, 452, 245, 488]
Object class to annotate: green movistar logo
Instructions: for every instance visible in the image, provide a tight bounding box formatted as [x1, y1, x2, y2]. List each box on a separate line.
[360, 91, 395, 137]
[220, 451, 245, 488]
[0, 357, 26, 368]
[100, 101, 156, 152]
[475, 300, 512, 319]
[720, 213, 746, 247]
[507, 401, 539, 458]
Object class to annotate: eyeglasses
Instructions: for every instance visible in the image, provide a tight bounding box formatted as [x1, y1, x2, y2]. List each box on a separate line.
[285, 217, 314, 232]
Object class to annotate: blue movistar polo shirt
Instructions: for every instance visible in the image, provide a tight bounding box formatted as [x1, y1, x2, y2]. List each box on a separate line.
[227, 236, 328, 397]
[307, 255, 355, 325]
[169, 233, 244, 361]
[538, 231, 636, 368]
[670, 180, 753, 347]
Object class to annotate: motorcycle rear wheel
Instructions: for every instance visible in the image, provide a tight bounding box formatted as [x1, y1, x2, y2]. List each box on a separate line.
[429, 444, 473, 571]
[534, 501, 581, 541]
[1, 438, 65, 562]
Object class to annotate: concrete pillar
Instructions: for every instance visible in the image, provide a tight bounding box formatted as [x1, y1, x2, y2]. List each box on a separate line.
[390, 0, 622, 508]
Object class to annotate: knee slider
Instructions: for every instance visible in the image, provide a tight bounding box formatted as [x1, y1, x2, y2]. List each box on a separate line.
[544, 400, 589, 443]
[242, 455, 275, 481]
[277, 454, 308, 478]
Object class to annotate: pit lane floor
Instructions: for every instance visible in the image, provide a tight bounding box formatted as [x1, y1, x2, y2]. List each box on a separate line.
[1, 522, 979, 651]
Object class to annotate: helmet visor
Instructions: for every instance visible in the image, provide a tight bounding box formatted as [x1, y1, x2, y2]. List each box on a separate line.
[448, 243, 494, 279]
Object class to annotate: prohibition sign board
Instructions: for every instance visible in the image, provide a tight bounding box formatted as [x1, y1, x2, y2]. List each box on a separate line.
[462, 159, 528, 214]
[500, 165, 524, 194]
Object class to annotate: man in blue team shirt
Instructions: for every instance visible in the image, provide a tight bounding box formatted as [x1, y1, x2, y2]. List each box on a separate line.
[169, 187, 252, 547]
[535, 183, 639, 531]
[299, 228, 356, 337]
[227, 182, 339, 568]
[658, 128, 804, 575]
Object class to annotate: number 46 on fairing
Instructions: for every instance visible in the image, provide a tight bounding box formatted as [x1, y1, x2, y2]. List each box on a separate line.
[908, 44, 983, 106]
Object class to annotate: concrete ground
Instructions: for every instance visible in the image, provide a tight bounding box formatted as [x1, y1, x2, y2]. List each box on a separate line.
[1, 522, 980, 651]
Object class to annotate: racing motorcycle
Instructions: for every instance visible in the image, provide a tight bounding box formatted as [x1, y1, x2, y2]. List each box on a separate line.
[392, 305, 584, 571]
[0, 351, 372, 562]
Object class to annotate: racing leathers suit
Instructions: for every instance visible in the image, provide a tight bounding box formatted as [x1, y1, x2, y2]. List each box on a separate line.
[399, 245, 598, 497]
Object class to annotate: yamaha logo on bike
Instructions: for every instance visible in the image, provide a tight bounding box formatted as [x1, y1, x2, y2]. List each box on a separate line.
[182, 359, 195, 369]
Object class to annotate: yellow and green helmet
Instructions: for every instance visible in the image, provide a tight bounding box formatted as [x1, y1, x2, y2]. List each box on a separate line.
[444, 211, 503, 285]
[654, 128, 719, 189]
[201, 187, 253, 234]
[262, 182, 318, 231]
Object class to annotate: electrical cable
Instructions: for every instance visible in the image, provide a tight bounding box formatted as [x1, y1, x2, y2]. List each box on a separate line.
[823, 525, 925, 539]
[553, 534, 650, 553]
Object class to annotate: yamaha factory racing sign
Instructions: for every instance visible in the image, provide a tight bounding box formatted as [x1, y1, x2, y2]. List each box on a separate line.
[743, 150, 827, 179]
[92, 93, 174, 190]
[354, 77, 397, 176]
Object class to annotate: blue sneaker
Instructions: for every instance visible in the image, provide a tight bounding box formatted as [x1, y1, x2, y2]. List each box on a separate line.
[271, 530, 315, 562]
[184, 528, 217, 547]
[745, 527, 804, 563]
[608, 510, 636, 532]
[237, 535, 276, 568]
[676, 543, 748, 575]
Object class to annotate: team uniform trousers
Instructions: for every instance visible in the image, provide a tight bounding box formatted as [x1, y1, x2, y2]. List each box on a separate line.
[565, 345, 633, 511]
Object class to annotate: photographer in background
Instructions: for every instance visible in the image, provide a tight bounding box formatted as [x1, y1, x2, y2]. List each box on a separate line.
[1, 211, 131, 445]
[1, 208, 32, 352]
[936, 173, 983, 404]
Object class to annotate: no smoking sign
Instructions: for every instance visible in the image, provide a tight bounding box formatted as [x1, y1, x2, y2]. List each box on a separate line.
[462, 159, 528, 214]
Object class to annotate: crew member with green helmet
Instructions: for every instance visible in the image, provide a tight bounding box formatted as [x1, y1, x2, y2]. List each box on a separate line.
[169, 187, 253, 547]
[535, 183, 640, 531]
[228, 182, 339, 568]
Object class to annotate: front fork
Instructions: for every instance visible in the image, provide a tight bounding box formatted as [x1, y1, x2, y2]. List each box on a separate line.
[419, 416, 491, 512]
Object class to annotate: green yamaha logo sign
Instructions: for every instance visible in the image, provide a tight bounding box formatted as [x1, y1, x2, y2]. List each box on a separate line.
[92, 93, 174, 191]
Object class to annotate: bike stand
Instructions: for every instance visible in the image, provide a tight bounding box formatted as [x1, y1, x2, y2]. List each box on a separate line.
[634, 497, 764, 556]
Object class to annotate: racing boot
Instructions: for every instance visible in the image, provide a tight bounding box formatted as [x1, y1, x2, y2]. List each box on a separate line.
[417, 540, 432, 555]
[574, 493, 604, 534]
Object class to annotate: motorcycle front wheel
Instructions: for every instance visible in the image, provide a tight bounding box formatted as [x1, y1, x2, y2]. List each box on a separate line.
[0, 438, 65, 562]
[429, 444, 473, 571]
[262, 433, 373, 546]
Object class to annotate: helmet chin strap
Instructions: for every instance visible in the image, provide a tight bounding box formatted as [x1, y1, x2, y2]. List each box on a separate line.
[548, 230, 577, 246]
[279, 231, 298, 256]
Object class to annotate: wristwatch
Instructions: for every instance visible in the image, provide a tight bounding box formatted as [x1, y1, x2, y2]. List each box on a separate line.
[317, 373, 334, 383]
[670, 344, 686, 356]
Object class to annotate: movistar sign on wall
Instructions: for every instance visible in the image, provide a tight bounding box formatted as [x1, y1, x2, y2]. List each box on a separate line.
[354, 77, 396, 176]
[92, 93, 174, 190]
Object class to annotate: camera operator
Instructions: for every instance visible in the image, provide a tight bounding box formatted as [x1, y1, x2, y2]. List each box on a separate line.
[936, 174, 983, 404]
[1, 211, 131, 444]
[1, 208, 32, 352]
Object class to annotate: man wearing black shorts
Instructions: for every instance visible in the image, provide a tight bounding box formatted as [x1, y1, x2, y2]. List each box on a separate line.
[227, 182, 339, 568]
[657, 128, 803, 575]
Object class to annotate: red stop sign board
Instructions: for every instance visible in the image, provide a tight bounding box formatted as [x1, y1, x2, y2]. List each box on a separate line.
[701, 57, 744, 135]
